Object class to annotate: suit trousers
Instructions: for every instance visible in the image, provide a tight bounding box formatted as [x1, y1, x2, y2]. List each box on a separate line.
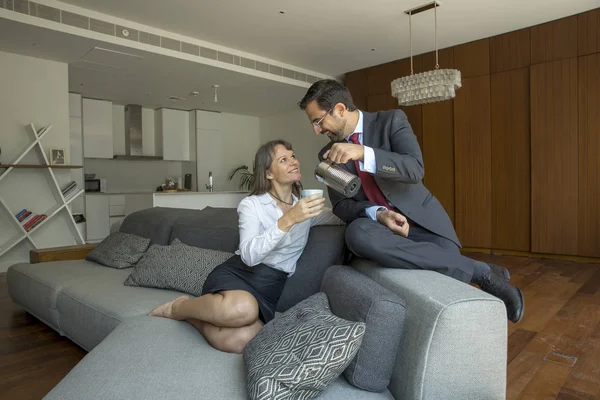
[345, 217, 477, 283]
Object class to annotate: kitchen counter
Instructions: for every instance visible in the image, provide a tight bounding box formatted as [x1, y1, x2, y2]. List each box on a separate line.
[153, 191, 249, 210]
[85, 191, 156, 195]
[154, 191, 248, 195]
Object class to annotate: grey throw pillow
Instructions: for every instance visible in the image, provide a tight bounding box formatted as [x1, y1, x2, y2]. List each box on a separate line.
[123, 239, 234, 296]
[243, 292, 365, 400]
[320, 265, 407, 392]
[85, 231, 150, 269]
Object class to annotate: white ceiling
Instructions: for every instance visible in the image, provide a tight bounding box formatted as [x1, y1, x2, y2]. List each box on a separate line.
[58, 0, 600, 76]
[0, 17, 308, 116]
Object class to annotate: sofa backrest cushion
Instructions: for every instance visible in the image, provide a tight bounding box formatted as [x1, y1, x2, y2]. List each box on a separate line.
[276, 225, 346, 312]
[321, 265, 407, 392]
[169, 207, 240, 252]
[119, 207, 195, 245]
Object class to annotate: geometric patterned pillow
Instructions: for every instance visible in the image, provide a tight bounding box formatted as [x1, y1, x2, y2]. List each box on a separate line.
[85, 231, 150, 269]
[123, 238, 234, 296]
[243, 292, 366, 400]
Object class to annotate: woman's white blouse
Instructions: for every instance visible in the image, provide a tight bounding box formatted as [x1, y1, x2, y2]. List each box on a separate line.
[235, 192, 344, 275]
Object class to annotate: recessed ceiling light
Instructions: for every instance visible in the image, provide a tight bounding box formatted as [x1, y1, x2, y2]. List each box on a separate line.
[279, 10, 285, 14]
[190, 91, 200, 96]
[371, 48, 376, 51]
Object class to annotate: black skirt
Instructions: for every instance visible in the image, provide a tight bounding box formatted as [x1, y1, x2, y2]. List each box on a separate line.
[201, 255, 288, 323]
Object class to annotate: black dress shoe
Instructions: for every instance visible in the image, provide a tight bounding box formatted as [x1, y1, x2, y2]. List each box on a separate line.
[479, 273, 524, 323]
[488, 263, 511, 281]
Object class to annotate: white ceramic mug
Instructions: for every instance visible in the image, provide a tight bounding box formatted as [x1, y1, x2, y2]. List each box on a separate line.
[300, 189, 324, 199]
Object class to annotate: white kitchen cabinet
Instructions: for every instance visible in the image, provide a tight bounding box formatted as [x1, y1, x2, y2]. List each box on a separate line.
[109, 216, 125, 233]
[85, 195, 110, 243]
[85, 194, 153, 242]
[109, 195, 126, 206]
[83, 98, 114, 159]
[69, 93, 82, 118]
[124, 194, 154, 216]
[157, 108, 191, 161]
[194, 109, 221, 131]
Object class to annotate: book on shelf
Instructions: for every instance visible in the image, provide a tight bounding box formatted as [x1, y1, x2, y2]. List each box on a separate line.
[15, 209, 27, 219]
[61, 181, 77, 194]
[24, 215, 42, 230]
[14, 209, 49, 232]
[27, 215, 47, 231]
[18, 210, 32, 222]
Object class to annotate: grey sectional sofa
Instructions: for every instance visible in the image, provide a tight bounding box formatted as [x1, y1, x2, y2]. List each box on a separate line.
[7, 206, 508, 399]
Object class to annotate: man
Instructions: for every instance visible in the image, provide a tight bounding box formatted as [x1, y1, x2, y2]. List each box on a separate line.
[299, 79, 524, 323]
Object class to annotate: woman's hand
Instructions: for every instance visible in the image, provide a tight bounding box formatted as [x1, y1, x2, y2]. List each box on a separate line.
[278, 194, 325, 232]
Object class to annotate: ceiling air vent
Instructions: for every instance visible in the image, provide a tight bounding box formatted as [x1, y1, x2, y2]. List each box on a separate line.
[5, 0, 320, 85]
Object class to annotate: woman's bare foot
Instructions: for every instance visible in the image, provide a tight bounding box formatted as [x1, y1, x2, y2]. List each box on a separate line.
[148, 295, 189, 320]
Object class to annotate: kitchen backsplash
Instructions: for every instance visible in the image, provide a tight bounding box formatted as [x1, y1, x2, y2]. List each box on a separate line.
[84, 158, 190, 192]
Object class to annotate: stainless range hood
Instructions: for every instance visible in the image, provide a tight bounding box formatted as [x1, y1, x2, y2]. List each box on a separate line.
[113, 104, 162, 160]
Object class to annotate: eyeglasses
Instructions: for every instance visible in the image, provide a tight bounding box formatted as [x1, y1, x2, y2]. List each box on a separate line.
[312, 109, 332, 128]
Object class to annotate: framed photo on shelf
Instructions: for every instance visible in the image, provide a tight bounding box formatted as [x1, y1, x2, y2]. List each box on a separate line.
[50, 148, 66, 165]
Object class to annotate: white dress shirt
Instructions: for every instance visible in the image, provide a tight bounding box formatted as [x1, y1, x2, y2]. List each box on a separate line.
[346, 110, 382, 220]
[236, 193, 344, 276]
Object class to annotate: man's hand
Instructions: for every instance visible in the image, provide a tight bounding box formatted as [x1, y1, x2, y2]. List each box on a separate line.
[376, 209, 409, 237]
[323, 143, 364, 164]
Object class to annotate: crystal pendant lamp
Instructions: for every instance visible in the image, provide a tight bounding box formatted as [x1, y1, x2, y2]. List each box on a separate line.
[391, 1, 461, 106]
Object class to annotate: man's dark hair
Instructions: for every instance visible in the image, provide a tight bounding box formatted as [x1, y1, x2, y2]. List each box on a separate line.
[298, 79, 356, 112]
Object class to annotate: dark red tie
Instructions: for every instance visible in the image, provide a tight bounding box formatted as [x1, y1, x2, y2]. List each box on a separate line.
[349, 133, 392, 209]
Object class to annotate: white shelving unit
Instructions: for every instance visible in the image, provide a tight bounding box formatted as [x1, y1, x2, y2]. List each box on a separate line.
[0, 123, 85, 257]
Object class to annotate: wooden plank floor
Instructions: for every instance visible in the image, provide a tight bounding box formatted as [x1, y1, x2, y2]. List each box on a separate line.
[1, 254, 600, 400]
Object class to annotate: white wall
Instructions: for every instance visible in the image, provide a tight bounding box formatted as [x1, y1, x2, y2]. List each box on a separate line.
[197, 113, 260, 192]
[0, 51, 73, 272]
[84, 159, 184, 193]
[259, 109, 330, 202]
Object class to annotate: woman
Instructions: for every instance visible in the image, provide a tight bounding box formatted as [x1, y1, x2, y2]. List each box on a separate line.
[149, 140, 343, 353]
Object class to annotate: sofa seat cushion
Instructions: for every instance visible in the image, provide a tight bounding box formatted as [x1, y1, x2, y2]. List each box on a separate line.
[44, 316, 394, 400]
[7, 260, 119, 330]
[56, 268, 186, 351]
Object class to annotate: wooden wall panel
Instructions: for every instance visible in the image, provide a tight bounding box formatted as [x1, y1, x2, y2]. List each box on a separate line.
[423, 100, 455, 224]
[490, 28, 531, 73]
[454, 39, 490, 78]
[578, 54, 600, 257]
[366, 56, 423, 96]
[578, 8, 599, 57]
[344, 69, 368, 110]
[531, 16, 578, 64]
[454, 76, 492, 247]
[421, 48, 454, 71]
[366, 93, 395, 112]
[491, 68, 531, 251]
[531, 59, 579, 255]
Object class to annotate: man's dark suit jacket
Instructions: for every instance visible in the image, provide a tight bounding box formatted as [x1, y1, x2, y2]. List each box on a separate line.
[318, 109, 461, 247]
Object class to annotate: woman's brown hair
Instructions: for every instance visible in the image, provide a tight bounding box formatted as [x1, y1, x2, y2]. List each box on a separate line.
[250, 140, 302, 197]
